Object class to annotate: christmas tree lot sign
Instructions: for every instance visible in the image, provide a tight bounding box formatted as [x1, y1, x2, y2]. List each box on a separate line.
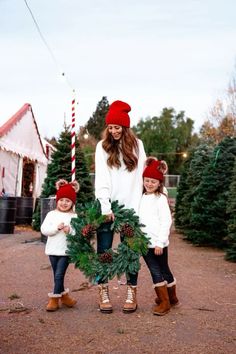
[66, 200, 150, 282]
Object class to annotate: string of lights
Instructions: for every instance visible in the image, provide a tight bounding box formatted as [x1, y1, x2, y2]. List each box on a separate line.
[23, 0, 74, 92]
[23, 0, 77, 180]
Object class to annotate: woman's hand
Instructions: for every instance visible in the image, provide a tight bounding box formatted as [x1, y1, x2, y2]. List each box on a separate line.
[154, 246, 163, 256]
[105, 212, 115, 222]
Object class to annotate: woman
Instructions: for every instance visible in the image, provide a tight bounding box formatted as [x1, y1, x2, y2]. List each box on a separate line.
[95, 100, 146, 313]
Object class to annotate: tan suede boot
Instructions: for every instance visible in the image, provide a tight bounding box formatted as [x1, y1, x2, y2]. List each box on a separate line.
[154, 293, 160, 305]
[98, 284, 113, 313]
[153, 282, 170, 316]
[46, 293, 61, 311]
[123, 285, 137, 313]
[61, 289, 77, 307]
[167, 279, 179, 306]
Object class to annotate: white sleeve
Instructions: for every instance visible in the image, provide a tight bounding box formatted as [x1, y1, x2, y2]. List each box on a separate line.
[155, 196, 172, 248]
[40, 211, 58, 236]
[138, 139, 147, 171]
[95, 141, 112, 215]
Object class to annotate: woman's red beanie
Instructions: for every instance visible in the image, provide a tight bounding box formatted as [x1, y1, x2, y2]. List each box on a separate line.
[105, 100, 131, 127]
[142, 159, 164, 182]
[56, 184, 76, 204]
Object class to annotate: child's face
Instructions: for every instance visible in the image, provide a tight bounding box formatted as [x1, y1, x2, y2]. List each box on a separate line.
[108, 124, 123, 140]
[57, 198, 73, 212]
[143, 177, 160, 194]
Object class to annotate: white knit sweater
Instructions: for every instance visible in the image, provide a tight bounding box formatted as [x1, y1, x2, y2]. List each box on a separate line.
[139, 193, 172, 248]
[95, 139, 146, 215]
[41, 210, 77, 256]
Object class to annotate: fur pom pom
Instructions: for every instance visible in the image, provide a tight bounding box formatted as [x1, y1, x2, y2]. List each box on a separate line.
[70, 180, 80, 193]
[145, 156, 157, 167]
[55, 179, 68, 190]
[159, 160, 168, 175]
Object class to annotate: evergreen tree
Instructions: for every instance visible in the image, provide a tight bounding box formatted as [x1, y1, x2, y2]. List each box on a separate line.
[85, 96, 109, 140]
[225, 158, 236, 262]
[174, 152, 193, 229]
[185, 137, 236, 247]
[133, 107, 199, 173]
[175, 144, 213, 232]
[33, 125, 94, 230]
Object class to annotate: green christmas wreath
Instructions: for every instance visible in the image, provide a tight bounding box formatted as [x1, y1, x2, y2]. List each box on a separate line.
[66, 200, 150, 283]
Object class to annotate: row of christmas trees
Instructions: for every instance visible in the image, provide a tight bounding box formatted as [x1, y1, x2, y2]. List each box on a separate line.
[175, 136, 236, 262]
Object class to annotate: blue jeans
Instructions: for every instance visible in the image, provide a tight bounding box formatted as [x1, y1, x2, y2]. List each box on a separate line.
[97, 222, 138, 286]
[143, 247, 174, 284]
[49, 255, 69, 294]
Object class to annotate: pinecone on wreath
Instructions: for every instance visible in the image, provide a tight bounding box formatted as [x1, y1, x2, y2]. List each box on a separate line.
[99, 252, 113, 263]
[81, 224, 96, 239]
[121, 223, 134, 238]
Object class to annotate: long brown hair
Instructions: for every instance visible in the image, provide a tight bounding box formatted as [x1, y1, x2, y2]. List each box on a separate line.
[102, 127, 139, 171]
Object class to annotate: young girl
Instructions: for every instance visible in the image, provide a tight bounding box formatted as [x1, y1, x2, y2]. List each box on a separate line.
[139, 157, 179, 316]
[41, 179, 79, 311]
[95, 100, 146, 313]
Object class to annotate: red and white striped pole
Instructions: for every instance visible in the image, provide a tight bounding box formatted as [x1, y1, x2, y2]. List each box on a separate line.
[71, 97, 76, 182]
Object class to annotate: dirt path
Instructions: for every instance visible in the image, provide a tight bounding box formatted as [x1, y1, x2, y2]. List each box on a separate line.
[0, 226, 236, 354]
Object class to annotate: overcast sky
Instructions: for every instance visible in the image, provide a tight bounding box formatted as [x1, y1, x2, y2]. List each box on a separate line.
[0, 0, 236, 138]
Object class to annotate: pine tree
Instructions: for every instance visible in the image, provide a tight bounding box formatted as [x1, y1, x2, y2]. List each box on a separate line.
[32, 125, 94, 230]
[174, 153, 193, 229]
[185, 137, 236, 247]
[225, 158, 236, 262]
[85, 96, 109, 140]
[175, 144, 213, 232]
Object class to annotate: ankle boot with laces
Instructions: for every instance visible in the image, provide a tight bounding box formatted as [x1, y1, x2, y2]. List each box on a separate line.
[98, 284, 113, 313]
[123, 285, 137, 313]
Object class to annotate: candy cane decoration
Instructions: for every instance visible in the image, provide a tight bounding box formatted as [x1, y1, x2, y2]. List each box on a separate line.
[71, 98, 76, 182]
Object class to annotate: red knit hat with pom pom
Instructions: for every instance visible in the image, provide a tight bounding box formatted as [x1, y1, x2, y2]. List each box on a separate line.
[105, 100, 131, 127]
[56, 180, 80, 204]
[142, 158, 164, 182]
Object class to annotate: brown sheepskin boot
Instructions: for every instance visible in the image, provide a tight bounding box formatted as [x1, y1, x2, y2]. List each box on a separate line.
[123, 285, 137, 313]
[154, 294, 160, 305]
[153, 282, 171, 316]
[98, 284, 113, 313]
[46, 293, 61, 311]
[61, 289, 77, 307]
[167, 279, 179, 306]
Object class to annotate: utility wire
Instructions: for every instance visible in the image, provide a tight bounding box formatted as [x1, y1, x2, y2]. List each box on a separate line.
[23, 0, 74, 92]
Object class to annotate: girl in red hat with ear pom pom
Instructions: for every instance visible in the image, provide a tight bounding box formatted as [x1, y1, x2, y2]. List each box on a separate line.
[95, 100, 146, 314]
[139, 157, 179, 316]
[41, 179, 79, 312]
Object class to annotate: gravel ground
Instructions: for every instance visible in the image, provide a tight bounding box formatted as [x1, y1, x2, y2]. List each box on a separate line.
[0, 226, 236, 354]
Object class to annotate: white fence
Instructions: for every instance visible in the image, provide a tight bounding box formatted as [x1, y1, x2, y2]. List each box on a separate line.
[164, 175, 180, 188]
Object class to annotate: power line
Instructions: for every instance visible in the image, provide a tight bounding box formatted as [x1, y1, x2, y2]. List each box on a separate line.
[23, 0, 74, 92]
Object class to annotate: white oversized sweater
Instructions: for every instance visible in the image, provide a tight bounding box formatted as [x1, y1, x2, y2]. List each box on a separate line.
[95, 139, 146, 215]
[41, 210, 77, 256]
[139, 193, 172, 249]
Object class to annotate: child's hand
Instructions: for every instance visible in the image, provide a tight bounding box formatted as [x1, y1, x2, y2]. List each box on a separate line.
[57, 223, 65, 231]
[63, 225, 70, 234]
[154, 246, 163, 256]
